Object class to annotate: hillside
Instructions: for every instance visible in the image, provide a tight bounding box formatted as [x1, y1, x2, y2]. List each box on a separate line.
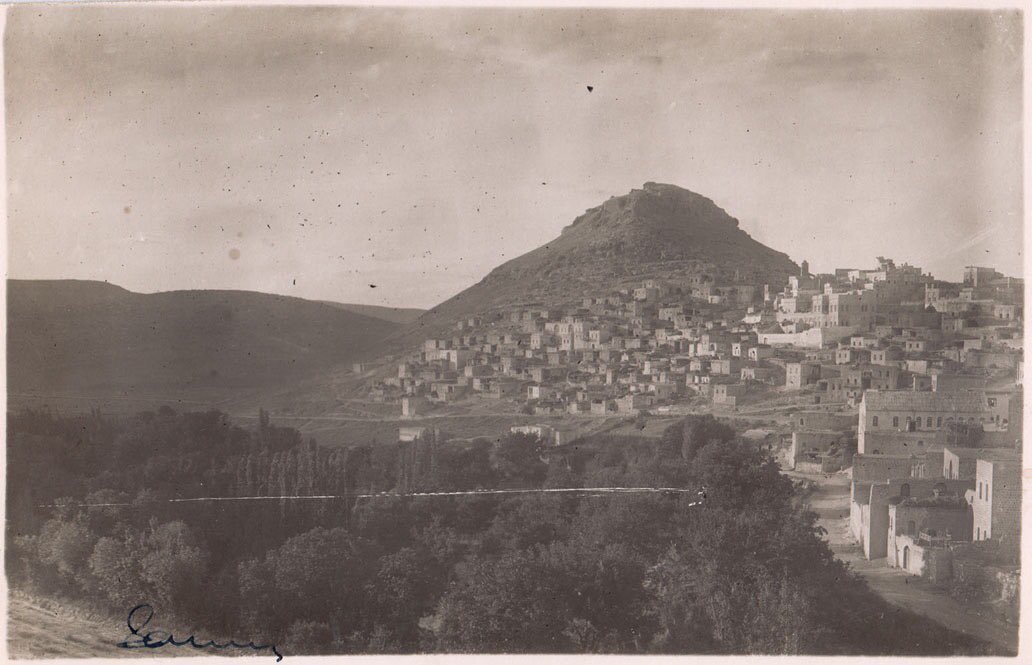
[318, 301, 425, 324]
[7, 280, 396, 404]
[8, 184, 799, 409]
[400, 182, 798, 341]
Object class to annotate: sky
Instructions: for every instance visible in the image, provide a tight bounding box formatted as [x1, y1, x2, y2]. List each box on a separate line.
[4, 6, 1024, 309]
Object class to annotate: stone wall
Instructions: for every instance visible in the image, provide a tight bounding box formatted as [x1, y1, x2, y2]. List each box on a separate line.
[792, 410, 857, 432]
[922, 548, 954, 582]
[790, 430, 850, 469]
[861, 429, 945, 456]
[893, 503, 972, 542]
[852, 454, 914, 482]
[990, 461, 1021, 546]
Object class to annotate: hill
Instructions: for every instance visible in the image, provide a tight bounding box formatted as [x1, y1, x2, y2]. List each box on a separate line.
[400, 182, 798, 341]
[7, 280, 396, 405]
[318, 301, 425, 324]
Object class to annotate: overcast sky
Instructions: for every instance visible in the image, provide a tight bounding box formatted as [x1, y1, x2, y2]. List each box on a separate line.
[5, 6, 1023, 308]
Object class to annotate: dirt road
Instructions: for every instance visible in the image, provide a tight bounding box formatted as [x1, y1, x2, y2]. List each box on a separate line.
[794, 470, 1019, 655]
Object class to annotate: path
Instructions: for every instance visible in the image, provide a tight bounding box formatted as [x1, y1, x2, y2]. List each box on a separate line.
[791, 469, 1018, 655]
[6, 594, 176, 659]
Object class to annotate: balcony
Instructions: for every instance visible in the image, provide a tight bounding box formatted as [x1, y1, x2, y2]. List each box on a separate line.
[916, 530, 954, 548]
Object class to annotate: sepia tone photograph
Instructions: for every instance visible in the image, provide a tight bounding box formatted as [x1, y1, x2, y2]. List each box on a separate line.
[2, 2, 1025, 659]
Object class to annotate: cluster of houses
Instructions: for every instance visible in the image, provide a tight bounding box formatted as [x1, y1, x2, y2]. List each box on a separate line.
[771, 264, 1023, 620]
[368, 256, 1020, 440]
[372, 256, 1022, 616]
[377, 275, 790, 431]
[357, 255, 1023, 623]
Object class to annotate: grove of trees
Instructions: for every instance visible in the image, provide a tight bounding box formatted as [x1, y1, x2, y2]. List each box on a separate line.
[6, 407, 994, 655]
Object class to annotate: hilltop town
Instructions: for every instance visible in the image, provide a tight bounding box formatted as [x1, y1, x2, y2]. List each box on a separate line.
[356, 255, 1023, 633]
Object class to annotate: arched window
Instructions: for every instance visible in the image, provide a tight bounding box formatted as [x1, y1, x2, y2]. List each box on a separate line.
[926, 417, 933, 428]
[976, 527, 981, 540]
[979, 482, 983, 499]
[900, 483, 911, 498]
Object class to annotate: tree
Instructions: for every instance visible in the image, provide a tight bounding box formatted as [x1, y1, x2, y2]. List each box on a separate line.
[668, 415, 736, 462]
[88, 534, 147, 606]
[238, 527, 377, 648]
[140, 520, 210, 616]
[492, 433, 547, 487]
[36, 517, 96, 593]
[362, 547, 439, 650]
[435, 549, 575, 652]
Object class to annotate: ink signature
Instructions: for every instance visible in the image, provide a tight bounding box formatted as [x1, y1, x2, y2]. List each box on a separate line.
[117, 604, 283, 661]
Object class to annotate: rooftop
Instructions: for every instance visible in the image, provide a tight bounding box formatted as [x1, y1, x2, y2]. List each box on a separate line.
[898, 495, 968, 509]
[862, 389, 987, 412]
[943, 446, 1020, 460]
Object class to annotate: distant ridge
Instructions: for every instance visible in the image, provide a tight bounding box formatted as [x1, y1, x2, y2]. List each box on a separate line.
[318, 301, 425, 325]
[7, 279, 397, 403]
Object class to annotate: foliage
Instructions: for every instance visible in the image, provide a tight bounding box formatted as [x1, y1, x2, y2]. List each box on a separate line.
[7, 408, 994, 656]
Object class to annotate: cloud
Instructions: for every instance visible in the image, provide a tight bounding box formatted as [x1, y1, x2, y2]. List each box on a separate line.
[761, 46, 889, 84]
[5, 6, 1023, 305]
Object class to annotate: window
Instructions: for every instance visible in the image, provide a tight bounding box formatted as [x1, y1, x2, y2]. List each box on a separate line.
[976, 527, 981, 540]
[900, 483, 911, 497]
[937, 417, 942, 427]
[926, 417, 933, 428]
[872, 416, 879, 427]
[979, 482, 982, 499]
[893, 416, 899, 428]
[985, 483, 989, 501]
[907, 520, 916, 536]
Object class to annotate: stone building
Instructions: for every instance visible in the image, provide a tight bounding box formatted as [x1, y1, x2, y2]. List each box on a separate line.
[851, 477, 972, 560]
[858, 390, 993, 454]
[972, 449, 1021, 549]
[785, 361, 821, 389]
[792, 410, 857, 432]
[888, 492, 972, 576]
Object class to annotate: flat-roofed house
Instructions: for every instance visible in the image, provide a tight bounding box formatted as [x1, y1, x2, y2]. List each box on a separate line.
[858, 390, 993, 454]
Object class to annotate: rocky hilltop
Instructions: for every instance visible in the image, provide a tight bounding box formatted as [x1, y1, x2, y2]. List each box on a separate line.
[402, 182, 798, 339]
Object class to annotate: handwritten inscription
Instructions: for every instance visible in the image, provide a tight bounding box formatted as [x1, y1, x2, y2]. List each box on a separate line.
[117, 604, 283, 661]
